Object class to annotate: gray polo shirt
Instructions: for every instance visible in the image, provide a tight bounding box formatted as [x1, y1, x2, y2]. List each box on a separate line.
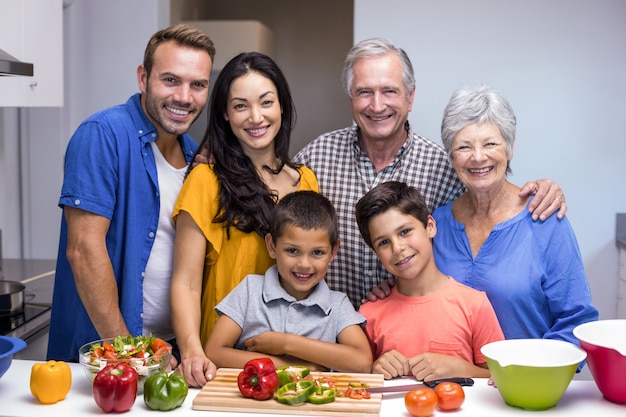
[215, 265, 366, 351]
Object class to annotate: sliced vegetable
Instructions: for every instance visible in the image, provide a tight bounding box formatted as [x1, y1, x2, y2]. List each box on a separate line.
[30, 360, 72, 404]
[341, 385, 371, 400]
[307, 385, 336, 404]
[276, 365, 310, 386]
[313, 376, 336, 391]
[143, 371, 189, 411]
[237, 358, 280, 401]
[276, 380, 316, 405]
[93, 363, 138, 413]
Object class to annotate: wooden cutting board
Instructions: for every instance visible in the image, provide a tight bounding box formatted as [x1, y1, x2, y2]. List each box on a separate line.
[193, 368, 384, 416]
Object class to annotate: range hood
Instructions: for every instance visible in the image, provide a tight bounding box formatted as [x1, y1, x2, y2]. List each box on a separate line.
[0, 47, 33, 76]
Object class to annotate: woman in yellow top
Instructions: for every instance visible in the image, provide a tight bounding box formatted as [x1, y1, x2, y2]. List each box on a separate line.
[170, 52, 318, 387]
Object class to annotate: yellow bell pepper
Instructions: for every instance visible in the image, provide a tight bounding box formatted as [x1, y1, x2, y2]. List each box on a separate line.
[30, 360, 72, 404]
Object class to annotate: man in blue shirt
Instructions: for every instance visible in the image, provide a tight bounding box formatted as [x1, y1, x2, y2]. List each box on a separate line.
[47, 24, 215, 384]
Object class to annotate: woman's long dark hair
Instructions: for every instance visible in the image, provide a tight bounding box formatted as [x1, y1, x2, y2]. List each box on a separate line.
[192, 52, 300, 238]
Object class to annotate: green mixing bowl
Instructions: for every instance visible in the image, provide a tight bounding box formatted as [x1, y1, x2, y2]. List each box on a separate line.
[481, 339, 587, 410]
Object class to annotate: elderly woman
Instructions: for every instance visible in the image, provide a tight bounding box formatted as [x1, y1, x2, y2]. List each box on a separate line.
[432, 85, 598, 349]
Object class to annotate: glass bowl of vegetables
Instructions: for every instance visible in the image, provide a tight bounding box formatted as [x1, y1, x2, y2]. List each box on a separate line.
[78, 335, 172, 394]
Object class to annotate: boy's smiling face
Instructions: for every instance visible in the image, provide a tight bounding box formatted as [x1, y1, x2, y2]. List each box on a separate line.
[265, 225, 339, 301]
[368, 207, 436, 281]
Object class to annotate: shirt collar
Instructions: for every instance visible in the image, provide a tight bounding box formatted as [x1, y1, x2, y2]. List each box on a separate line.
[127, 93, 196, 162]
[262, 265, 334, 315]
[127, 93, 157, 141]
[352, 122, 414, 162]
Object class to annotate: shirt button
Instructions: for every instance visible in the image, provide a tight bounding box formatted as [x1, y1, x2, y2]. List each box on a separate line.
[365, 271, 373, 277]
[139, 129, 144, 134]
[148, 232, 155, 238]
[151, 133, 157, 138]
[74, 199, 80, 206]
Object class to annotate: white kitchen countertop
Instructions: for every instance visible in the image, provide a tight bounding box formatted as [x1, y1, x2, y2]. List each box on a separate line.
[0, 360, 624, 416]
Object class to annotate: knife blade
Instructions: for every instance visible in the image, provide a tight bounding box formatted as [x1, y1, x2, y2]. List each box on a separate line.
[366, 383, 428, 393]
[366, 377, 474, 394]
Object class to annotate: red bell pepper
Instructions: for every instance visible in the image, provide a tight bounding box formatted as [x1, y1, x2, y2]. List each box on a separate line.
[237, 358, 280, 401]
[92, 363, 138, 413]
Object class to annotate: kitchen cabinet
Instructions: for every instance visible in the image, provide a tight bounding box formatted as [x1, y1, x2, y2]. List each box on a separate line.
[0, 0, 63, 107]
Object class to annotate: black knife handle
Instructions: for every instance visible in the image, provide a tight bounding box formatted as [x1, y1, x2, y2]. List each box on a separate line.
[424, 377, 474, 388]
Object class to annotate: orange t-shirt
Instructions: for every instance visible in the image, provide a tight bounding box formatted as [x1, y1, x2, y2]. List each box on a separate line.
[359, 277, 504, 365]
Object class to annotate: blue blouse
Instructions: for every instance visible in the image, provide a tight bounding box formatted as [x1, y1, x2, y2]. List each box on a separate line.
[432, 199, 598, 348]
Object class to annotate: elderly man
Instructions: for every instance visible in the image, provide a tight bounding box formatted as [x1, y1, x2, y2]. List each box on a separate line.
[293, 37, 566, 307]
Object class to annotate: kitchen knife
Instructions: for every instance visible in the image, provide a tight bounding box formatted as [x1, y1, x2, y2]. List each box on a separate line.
[366, 377, 474, 393]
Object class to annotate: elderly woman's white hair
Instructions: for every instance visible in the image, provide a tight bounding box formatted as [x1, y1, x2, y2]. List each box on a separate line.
[441, 85, 517, 174]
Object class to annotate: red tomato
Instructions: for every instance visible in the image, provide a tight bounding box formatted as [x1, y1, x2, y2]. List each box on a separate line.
[153, 346, 170, 357]
[405, 388, 438, 417]
[150, 337, 169, 353]
[103, 350, 118, 360]
[434, 382, 465, 411]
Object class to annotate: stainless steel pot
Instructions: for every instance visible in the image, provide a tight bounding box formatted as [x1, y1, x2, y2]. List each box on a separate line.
[0, 281, 25, 316]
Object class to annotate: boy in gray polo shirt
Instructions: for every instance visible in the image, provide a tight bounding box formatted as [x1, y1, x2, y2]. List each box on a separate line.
[204, 191, 373, 373]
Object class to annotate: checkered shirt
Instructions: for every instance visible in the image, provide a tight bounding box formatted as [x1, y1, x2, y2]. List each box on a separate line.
[294, 125, 464, 308]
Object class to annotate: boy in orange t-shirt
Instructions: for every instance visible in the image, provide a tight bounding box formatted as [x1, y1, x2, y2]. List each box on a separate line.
[356, 181, 504, 381]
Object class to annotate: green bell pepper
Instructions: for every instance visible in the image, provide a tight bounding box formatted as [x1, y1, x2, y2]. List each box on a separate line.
[275, 380, 315, 405]
[308, 385, 336, 404]
[143, 371, 189, 411]
[276, 365, 310, 386]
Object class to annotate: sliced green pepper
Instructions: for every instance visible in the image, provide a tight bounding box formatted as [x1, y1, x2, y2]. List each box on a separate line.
[275, 380, 315, 405]
[307, 385, 336, 405]
[276, 365, 310, 386]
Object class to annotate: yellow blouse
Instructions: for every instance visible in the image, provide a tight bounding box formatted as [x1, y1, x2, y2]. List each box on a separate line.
[173, 164, 319, 344]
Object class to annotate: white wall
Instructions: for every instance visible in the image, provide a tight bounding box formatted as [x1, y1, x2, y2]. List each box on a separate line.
[354, 0, 626, 320]
[65, 0, 171, 135]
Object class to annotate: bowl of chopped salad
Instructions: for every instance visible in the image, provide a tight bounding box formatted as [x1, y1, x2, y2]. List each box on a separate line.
[78, 335, 172, 394]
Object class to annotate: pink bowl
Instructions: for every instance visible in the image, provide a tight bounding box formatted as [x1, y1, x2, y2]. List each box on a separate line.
[573, 320, 626, 404]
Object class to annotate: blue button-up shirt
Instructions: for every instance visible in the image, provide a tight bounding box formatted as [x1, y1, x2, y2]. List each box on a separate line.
[47, 93, 198, 361]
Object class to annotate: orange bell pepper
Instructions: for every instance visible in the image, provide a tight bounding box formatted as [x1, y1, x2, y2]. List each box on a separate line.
[30, 360, 72, 404]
